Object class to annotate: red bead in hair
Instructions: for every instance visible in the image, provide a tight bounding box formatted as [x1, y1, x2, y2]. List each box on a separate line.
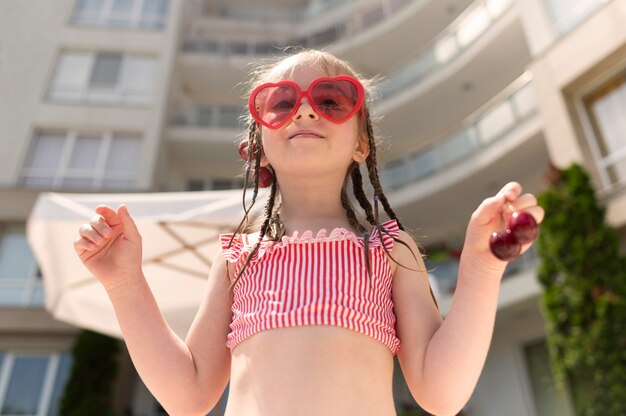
[238, 141, 258, 161]
[258, 166, 272, 188]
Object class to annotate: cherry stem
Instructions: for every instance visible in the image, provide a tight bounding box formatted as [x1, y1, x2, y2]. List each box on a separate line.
[505, 201, 516, 213]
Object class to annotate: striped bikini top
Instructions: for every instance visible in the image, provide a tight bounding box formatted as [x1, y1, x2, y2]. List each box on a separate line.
[219, 218, 401, 356]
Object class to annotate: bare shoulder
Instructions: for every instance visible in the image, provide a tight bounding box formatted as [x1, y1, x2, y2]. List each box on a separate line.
[389, 228, 439, 315]
[389, 229, 426, 276]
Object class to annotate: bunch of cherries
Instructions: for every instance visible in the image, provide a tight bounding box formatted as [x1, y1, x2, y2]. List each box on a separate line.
[489, 203, 539, 261]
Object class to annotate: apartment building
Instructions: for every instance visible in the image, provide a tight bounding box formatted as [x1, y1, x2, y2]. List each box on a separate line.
[0, 0, 624, 414]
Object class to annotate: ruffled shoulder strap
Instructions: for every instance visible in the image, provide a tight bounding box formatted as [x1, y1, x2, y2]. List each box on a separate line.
[219, 232, 246, 263]
[369, 218, 400, 252]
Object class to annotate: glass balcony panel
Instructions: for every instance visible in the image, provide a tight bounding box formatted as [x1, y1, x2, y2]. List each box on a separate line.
[512, 84, 537, 119]
[255, 42, 278, 55]
[382, 161, 407, 189]
[196, 106, 214, 127]
[101, 179, 136, 190]
[545, 0, 605, 34]
[140, 0, 167, 27]
[311, 26, 339, 47]
[434, 34, 459, 65]
[52, 53, 91, 92]
[30, 283, 45, 307]
[48, 354, 73, 416]
[1, 356, 48, 415]
[218, 107, 242, 128]
[426, 258, 460, 295]
[0, 228, 39, 292]
[486, 0, 514, 17]
[23, 133, 65, 170]
[107, 135, 141, 174]
[477, 101, 515, 145]
[202, 41, 220, 53]
[20, 176, 56, 188]
[408, 148, 439, 180]
[456, 6, 490, 48]
[0, 286, 26, 306]
[62, 177, 95, 190]
[228, 42, 249, 55]
[86, 89, 120, 103]
[439, 130, 476, 165]
[588, 81, 626, 158]
[607, 158, 626, 187]
[68, 135, 101, 170]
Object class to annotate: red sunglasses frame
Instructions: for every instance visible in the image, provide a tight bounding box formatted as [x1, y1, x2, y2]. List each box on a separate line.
[248, 75, 366, 130]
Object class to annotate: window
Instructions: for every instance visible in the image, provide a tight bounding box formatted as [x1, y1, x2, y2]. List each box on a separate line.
[582, 70, 626, 192]
[72, 0, 168, 30]
[0, 227, 43, 308]
[48, 51, 157, 105]
[0, 351, 72, 416]
[20, 131, 142, 191]
[522, 339, 594, 416]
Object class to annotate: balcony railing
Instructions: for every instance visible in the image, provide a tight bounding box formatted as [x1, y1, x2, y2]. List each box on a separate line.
[182, 0, 414, 55]
[71, 10, 167, 30]
[214, 0, 349, 22]
[381, 73, 536, 190]
[427, 245, 539, 296]
[379, 0, 515, 99]
[170, 104, 245, 129]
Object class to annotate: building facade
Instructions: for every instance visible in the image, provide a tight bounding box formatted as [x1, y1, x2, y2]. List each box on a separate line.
[0, 0, 625, 414]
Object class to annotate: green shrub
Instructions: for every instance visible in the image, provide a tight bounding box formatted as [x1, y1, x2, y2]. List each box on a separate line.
[537, 163, 626, 415]
[59, 329, 120, 416]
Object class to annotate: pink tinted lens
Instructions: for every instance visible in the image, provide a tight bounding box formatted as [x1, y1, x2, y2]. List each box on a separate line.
[311, 80, 359, 121]
[254, 85, 298, 127]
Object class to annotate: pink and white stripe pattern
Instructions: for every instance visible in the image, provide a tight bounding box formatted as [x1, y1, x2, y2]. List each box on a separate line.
[219, 218, 401, 355]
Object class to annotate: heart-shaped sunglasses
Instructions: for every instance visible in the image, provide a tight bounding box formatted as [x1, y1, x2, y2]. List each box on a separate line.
[248, 75, 365, 129]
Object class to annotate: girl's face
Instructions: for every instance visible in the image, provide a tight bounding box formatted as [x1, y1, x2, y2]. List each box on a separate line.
[257, 67, 369, 177]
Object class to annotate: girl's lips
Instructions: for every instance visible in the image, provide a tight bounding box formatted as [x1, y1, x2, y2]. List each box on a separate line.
[291, 134, 323, 139]
[289, 130, 324, 139]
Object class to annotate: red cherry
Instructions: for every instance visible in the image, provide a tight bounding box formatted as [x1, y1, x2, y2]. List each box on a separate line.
[508, 211, 538, 244]
[238, 141, 249, 161]
[258, 167, 272, 187]
[489, 230, 521, 261]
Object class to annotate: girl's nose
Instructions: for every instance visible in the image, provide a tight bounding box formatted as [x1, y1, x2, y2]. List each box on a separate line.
[292, 98, 320, 121]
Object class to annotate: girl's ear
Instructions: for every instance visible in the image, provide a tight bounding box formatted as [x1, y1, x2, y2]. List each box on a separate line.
[353, 135, 370, 163]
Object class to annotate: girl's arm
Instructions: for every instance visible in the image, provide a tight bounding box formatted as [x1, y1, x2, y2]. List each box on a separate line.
[75, 206, 232, 415]
[393, 182, 544, 415]
[105, 246, 232, 416]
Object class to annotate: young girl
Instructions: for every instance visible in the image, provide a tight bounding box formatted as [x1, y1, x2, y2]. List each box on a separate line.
[74, 50, 544, 415]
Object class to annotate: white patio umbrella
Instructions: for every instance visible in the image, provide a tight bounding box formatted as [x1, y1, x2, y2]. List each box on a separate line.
[26, 188, 268, 340]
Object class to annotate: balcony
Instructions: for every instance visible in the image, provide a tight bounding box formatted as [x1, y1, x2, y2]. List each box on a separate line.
[430, 245, 541, 315]
[181, 0, 417, 57]
[378, 0, 515, 102]
[381, 73, 537, 191]
[210, 0, 350, 22]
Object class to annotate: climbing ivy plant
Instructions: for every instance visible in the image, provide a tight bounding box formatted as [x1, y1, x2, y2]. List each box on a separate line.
[536, 163, 626, 415]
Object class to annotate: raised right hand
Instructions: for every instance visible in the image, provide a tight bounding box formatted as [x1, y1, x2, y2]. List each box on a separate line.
[73, 204, 143, 289]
